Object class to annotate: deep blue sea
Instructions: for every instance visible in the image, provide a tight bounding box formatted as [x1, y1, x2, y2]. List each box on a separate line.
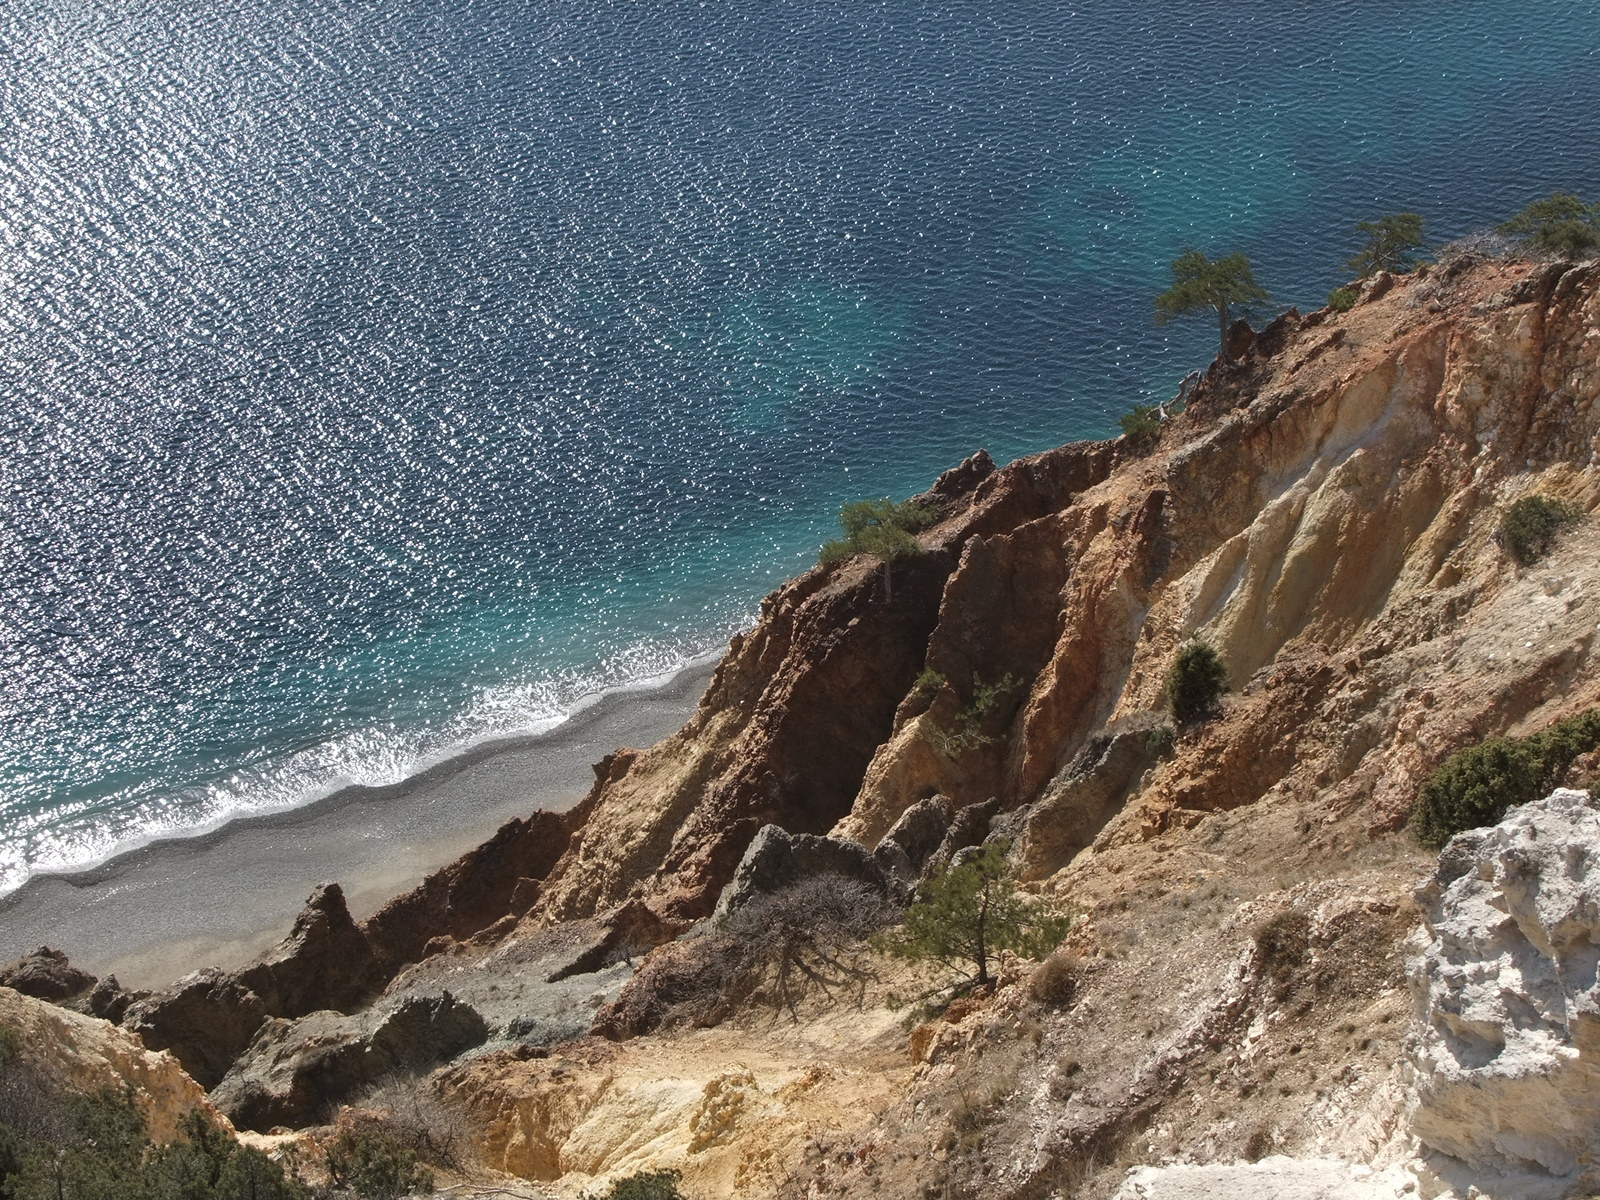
[1, 0, 1598, 892]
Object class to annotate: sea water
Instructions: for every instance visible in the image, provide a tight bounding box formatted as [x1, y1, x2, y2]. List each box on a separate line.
[1, 0, 1597, 892]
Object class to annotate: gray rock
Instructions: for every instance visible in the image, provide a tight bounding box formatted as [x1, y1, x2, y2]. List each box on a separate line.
[213, 991, 487, 1132]
[1015, 730, 1157, 880]
[924, 798, 1001, 877]
[872, 795, 954, 885]
[122, 969, 269, 1091]
[712, 826, 891, 920]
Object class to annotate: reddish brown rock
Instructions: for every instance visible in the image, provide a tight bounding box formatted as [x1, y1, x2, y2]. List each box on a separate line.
[362, 809, 573, 973]
[0, 946, 96, 1003]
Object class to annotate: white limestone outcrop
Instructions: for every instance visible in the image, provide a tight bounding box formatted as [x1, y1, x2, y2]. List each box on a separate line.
[1113, 1158, 1419, 1200]
[1408, 787, 1600, 1198]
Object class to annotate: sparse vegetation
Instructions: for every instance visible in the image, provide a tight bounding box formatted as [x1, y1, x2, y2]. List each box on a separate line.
[359, 1076, 475, 1173]
[1154, 249, 1270, 362]
[0, 1090, 311, 1200]
[599, 876, 898, 1035]
[1027, 948, 1082, 1009]
[819, 497, 939, 567]
[907, 667, 946, 707]
[1346, 212, 1426, 277]
[875, 842, 1075, 989]
[1252, 908, 1311, 999]
[322, 1117, 434, 1200]
[1164, 640, 1229, 724]
[1326, 286, 1359, 312]
[585, 1168, 688, 1200]
[925, 672, 1021, 758]
[1117, 402, 1163, 446]
[1500, 494, 1582, 566]
[1498, 192, 1600, 259]
[819, 496, 941, 602]
[1410, 710, 1600, 847]
[1145, 724, 1176, 757]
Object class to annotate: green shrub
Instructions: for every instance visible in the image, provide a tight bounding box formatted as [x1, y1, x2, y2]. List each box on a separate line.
[1326, 286, 1359, 312]
[1117, 403, 1162, 446]
[925, 673, 1020, 758]
[1346, 212, 1426, 277]
[1164, 640, 1229, 724]
[1, 1091, 310, 1200]
[1410, 710, 1600, 847]
[908, 667, 946, 705]
[818, 495, 940, 602]
[1500, 494, 1581, 566]
[875, 842, 1075, 989]
[1498, 192, 1600, 259]
[818, 497, 939, 567]
[323, 1124, 432, 1200]
[586, 1168, 687, 1200]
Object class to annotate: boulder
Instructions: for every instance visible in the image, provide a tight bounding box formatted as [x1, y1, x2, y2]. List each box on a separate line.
[83, 975, 143, 1024]
[0, 946, 96, 1003]
[923, 799, 1000, 877]
[711, 826, 891, 921]
[872, 794, 954, 885]
[1408, 788, 1600, 1196]
[121, 968, 269, 1091]
[213, 991, 487, 1132]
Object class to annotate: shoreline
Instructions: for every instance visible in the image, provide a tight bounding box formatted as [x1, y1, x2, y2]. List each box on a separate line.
[0, 655, 718, 991]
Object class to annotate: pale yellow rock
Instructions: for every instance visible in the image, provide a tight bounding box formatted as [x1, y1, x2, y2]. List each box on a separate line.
[0, 985, 221, 1141]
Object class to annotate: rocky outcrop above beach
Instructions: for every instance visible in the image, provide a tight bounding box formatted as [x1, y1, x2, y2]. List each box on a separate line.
[516, 256, 1600, 944]
[212, 991, 487, 1131]
[120, 809, 573, 1089]
[0, 986, 221, 1142]
[0, 946, 96, 1003]
[30, 255, 1600, 1200]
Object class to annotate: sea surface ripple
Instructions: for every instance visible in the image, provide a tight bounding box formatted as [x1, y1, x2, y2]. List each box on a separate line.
[1, 0, 1597, 889]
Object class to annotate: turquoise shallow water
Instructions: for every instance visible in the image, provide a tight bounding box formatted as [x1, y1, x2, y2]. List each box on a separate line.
[1, 0, 1598, 891]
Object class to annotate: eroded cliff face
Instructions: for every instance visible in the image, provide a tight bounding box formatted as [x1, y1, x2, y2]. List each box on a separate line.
[472, 255, 1600, 1200]
[525, 257, 1600, 936]
[525, 440, 1119, 926]
[0, 986, 220, 1143]
[32, 254, 1600, 1200]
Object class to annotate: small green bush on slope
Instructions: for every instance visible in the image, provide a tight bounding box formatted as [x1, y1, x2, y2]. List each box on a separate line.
[1500, 494, 1582, 566]
[1410, 710, 1600, 847]
[1164, 640, 1229, 724]
[875, 842, 1074, 989]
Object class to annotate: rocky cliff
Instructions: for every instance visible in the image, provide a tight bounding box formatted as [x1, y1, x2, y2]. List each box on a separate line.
[524, 254, 1600, 938]
[12, 252, 1600, 1200]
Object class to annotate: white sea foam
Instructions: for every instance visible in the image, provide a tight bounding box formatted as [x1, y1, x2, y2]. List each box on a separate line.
[0, 641, 729, 898]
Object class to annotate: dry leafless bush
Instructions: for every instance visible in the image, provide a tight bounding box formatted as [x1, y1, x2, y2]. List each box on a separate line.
[359, 1074, 479, 1172]
[1027, 948, 1082, 1009]
[595, 876, 897, 1037]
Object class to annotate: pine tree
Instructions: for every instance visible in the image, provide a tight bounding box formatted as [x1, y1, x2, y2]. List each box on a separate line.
[1347, 213, 1425, 276]
[875, 842, 1073, 988]
[1154, 250, 1269, 362]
